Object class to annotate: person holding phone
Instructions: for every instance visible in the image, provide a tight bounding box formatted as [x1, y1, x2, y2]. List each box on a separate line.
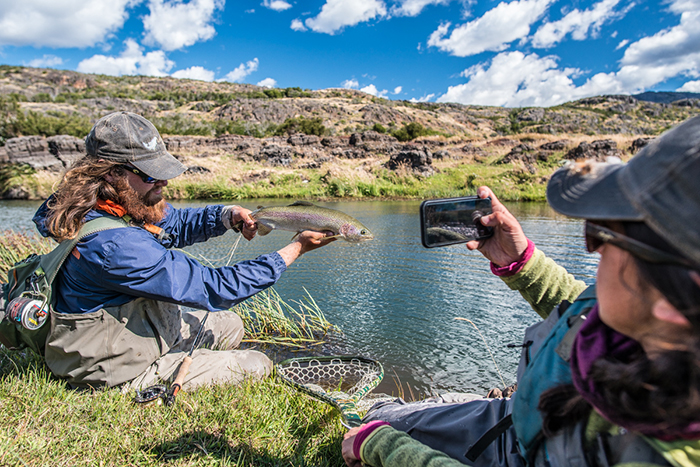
[342, 115, 700, 467]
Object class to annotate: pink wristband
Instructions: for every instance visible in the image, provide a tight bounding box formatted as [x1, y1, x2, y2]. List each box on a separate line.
[353, 421, 390, 460]
[490, 239, 535, 277]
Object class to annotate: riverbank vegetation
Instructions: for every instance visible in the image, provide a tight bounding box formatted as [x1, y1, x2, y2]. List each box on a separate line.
[0, 230, 349, 466]
[0, 131, 592, 202]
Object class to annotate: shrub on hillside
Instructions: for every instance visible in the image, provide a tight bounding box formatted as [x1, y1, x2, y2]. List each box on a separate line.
[372, 123, 387, 133]
[3, 109, 92, 141]
[275, 116, 327, 137]
[391, 122, 431, 141]
[151, 114, 212, 136]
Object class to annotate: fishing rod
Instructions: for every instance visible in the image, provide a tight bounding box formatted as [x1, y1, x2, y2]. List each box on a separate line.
[134, 311, 210, 406]
[134, 228, 242, 406]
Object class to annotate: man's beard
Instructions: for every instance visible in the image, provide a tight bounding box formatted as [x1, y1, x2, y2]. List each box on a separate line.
[112, 177, 167, 224]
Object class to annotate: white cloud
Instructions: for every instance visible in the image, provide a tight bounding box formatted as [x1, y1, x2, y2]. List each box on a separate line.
[257, 77, 277, 88]
[342, 79, 360, 89]
[428, 0, 554, 57]
[390, 0, 450, 17]
[620, 9, 700, 70]
[263, 0, 292, 11]
[605, 6, 700, 92]
[0, 0, 136, 48]
[410, 93, 435, 102]
[76, 39, 175, 77]
[291, 18, 307, 30]
[678, 80, 700, 92]
[142, 0, 225, 51]
[360, 84, 389, 97]
[171, 66, 215, 81]
[305, 0, 387, 35]
[437, 52, 589, 107]
[615, 39, 629, 50]
[220, 58, 259, 82]
[393, 86, 403, 94]
[436, 1, 700, 107]
[26, 55, 64, 68]
[531, 0, 623, 48]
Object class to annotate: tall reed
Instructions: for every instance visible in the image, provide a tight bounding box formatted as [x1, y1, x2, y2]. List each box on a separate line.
[235, 288, 338, 347]
[0, 230, 53, 280]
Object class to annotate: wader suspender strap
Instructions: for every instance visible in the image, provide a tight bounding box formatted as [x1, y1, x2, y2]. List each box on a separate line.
[465, 414, 513, 461]
[50, 216, 129, 281]
[555, 313, 588, 361]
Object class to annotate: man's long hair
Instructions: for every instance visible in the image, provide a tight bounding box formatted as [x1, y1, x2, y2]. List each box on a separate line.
[45, 156, 166, 241]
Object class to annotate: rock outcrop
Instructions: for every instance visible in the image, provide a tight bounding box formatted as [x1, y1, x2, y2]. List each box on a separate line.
[0, 135, 84, 170]
[564, 140, 622, 161]
[384, 146, 435, 176]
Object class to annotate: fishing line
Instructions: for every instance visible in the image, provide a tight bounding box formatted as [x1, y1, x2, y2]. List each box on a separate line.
[225, 232, 243, 267]
[455, 317, 507, 390]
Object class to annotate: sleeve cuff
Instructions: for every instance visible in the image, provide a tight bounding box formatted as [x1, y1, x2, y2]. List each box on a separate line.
[354, 421, 391, 460]
[490, 238, 535, 277]
[266, 251, 288, 276]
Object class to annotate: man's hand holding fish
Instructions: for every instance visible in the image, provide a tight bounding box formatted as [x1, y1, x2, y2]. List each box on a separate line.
[277, 230, 338, 266]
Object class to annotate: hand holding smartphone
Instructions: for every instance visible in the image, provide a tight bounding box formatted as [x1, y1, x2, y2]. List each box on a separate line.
[420, 196, 494, 248]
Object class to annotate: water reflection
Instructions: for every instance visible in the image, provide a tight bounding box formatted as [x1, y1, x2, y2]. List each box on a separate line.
[0, 198, 598, 397]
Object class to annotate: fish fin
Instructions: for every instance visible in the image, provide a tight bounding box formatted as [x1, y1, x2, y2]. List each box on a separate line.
[258, 223, 273, 236]
[290, 232, 301, 241]
[324, 234, 343, 240]
[257, 205, 264, 209]
[288, 201, 315, 207]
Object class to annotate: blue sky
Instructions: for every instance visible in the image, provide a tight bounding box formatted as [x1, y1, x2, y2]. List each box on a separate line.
[0, 0, 699, 107]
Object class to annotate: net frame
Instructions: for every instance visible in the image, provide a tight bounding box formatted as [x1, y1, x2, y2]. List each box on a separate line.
[276, 355, 384, 428]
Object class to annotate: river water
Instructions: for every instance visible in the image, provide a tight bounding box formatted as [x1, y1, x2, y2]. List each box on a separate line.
[1, 199, 598, 397]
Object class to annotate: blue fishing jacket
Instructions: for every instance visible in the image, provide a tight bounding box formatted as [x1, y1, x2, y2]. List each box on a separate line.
[33, 200, 287, 314]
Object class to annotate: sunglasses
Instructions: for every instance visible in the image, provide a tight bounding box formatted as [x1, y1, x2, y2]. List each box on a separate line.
[585, 221, 697, 269]
[119, 165, 160, 184]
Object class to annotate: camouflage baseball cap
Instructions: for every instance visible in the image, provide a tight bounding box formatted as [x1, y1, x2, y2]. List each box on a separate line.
[547, 114, 700, 268]
[85, 111, 186, 180]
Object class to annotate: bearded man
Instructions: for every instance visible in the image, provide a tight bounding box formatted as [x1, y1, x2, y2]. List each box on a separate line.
[32, 111, 334, 390]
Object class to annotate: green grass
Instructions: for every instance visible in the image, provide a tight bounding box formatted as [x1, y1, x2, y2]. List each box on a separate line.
[0, 230, 349, 466]
[161, 161, 555, 202]
[0, 350, 347, 466]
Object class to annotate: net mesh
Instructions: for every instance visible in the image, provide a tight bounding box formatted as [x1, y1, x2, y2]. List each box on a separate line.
[278, 357, 382, 399]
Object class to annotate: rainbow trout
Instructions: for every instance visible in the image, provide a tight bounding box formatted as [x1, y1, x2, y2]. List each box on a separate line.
[247, 201, 373, 243]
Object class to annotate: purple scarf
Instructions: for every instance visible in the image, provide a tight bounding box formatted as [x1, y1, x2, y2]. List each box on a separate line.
[570, 305, 700, 441]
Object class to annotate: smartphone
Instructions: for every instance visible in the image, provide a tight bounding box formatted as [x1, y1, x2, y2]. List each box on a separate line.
[420, 196, 494, 248]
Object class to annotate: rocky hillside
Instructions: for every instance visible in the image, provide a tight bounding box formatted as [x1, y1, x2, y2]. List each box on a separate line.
[2, 65, 699, 144]
[1, 65, 699, 201]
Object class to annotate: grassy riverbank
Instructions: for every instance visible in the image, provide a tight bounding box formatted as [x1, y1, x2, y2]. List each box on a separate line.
[2, 133, 584, 203]
[0, 349, 347, 466]
[0, 231, 349, 466]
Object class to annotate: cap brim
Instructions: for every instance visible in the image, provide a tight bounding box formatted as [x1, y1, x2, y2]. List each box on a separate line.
[131, 151, 186, 180]
[546, 162, 644, 221]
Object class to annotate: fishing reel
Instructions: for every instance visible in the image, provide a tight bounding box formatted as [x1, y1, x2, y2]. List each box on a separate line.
[133, 384, 168, 405]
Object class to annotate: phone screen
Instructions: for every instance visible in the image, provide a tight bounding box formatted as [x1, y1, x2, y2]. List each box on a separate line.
[420, 196, 493, 248]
